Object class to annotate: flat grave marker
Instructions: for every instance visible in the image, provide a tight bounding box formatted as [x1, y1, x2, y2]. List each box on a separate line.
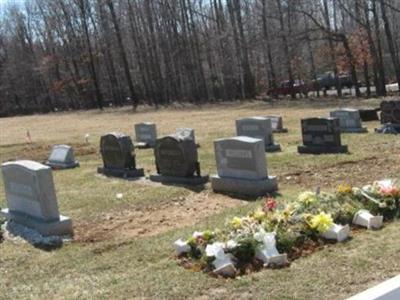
[45, 145, 79, 169]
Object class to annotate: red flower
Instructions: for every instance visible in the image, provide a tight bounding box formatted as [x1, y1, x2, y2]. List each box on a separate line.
[264, 197, 277, 212]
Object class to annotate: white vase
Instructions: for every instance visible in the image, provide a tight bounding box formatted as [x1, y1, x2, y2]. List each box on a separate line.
[254, 229, 287, 267]
[173, 239, 191, 255]
[353, 210, 383, 230]
[212, 254, 237, 277]
[206, 242, 237, 277]
[321, 224, 350, 242]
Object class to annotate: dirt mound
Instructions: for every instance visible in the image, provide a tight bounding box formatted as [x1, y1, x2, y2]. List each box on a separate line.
[281, 156, 400, 189]
[74, 191, 247, 243]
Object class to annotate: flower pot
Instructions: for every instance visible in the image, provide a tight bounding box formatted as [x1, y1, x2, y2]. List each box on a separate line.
[174, 239, 191, 255]
[212, 254, 236, 277]
[353, 210, 383, 230]
[321, 224, 350, 242]
[206, 242, 237, 277]
[254, 229, 287, 267]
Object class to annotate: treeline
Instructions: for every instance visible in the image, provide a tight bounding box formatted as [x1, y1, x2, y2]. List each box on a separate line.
[0, 0, 399, 116]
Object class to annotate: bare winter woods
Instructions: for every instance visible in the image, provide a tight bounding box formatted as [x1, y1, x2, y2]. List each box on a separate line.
[0, 0, 399, 116]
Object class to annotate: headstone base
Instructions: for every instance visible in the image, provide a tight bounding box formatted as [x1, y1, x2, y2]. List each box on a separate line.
[97, 167, 144, 178]
[297, 145, 348, 154]
[135, 142, 154, 149]
[0, 208, 73, 237]
[341, 127, 368, 133]
[149, 174, 209, 185]
[265, 143, 281, 152]
[45, 161, 80, 170]
[375, 124, 400, 134]
[273, 128, 288, 133]
[211, 175, 278, 197]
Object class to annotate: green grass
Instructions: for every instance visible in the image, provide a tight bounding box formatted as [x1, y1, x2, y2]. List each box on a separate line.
[1, 99, 400, 299]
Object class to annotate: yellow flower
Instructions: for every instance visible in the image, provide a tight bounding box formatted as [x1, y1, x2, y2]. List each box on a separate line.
[309, 212, 334, 233]
[252, 210, 266, 222]
[298, 191, 318, 206]
[337, 184, 352, 194]
[230, 217, 243, 229]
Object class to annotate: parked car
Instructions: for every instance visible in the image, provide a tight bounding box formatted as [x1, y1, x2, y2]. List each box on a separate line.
[267, 80, 314, 97]
[316, 72, 353, 90]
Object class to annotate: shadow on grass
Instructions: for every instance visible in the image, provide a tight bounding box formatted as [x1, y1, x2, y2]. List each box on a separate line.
[3, 221, 66, 252]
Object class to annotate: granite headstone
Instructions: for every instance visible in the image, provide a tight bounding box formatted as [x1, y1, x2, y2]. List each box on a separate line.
[236, 117, 281, 152]
[134, 122, 157, 148]
[150, 134, 208, 185]
[211, 136, 278, 197]
[265, 115, 288, 133]
[298, 118, 348, 154]
[0, 160, 73, 236]
[97, 132, 144, 178]
[330, 108, 367, 133]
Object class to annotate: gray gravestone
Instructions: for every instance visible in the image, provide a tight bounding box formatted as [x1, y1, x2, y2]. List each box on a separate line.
[211, 136, 278, 197]
[0, 160, 73, 236]
[134, 122, 157, 148]
[45, 145, 79, 169]
[149, 134, 208, 185]
[298, 118, 348, 154]
[265, 115, 288, 133]
[236, 117, 281, 152]
[330, 109, 367, 133]
[97, 132, 144, 178]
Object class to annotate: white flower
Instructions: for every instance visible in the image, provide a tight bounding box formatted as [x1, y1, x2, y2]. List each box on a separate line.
[174, 239, 191, 255]
[192, 231, 203, 239]
[205, 242, 225, 258]
[226, 240, 238, 250]
[116, 193, 123, 199]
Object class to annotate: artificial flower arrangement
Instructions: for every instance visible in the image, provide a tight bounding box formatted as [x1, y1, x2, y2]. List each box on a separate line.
[174, 179, 399, 278]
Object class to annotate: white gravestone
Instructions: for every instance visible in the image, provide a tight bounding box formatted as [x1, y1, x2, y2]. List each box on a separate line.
[134, 122, 157, 148]
[0, 160, 73, 236]
[330, 108, 368, 133]
[211, 136, 278, 197]
[265, 115, 288, 133]
[236, 117, 281, 152]
[176, 128, 196, 143]
[45, 145, 79, 169]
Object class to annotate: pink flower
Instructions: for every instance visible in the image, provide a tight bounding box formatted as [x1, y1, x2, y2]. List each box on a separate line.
[379, 186, 400, 198]
[264, 197, 277, 212]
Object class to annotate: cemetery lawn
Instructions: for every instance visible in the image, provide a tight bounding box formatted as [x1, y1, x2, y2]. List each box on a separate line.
[1, 99, 400, 299]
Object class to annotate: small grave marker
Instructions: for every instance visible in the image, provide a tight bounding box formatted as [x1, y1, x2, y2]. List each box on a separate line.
[45, 145, 79, 169]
